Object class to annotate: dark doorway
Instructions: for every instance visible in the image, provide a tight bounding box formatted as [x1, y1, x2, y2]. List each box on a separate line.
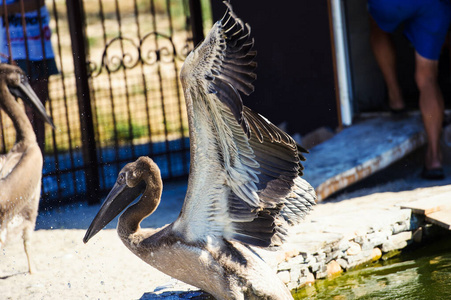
[210, 1, 339, 136]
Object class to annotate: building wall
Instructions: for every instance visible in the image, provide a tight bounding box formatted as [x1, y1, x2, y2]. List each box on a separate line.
[210, 1, 339, 136]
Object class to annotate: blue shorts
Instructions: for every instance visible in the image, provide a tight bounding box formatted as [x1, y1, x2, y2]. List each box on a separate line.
[368, 0, 451, 60]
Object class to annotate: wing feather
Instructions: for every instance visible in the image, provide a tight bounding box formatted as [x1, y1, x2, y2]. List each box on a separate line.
[175, 1, 316, 247]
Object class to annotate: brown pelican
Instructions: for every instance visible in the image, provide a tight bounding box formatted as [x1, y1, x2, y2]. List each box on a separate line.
[0, 63, 55, 274]
[84, 2, 316, 299]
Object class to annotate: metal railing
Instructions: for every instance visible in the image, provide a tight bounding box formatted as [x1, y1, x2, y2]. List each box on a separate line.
[0, 0, 208, 207]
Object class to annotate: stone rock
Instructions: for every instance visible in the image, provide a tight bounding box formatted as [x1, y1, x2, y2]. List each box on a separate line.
[310, 262, 321, 273]
[277, 261, 291, 271]
[283, 244, 301, 260]
[371, 247, 382, 261]
[290, 265, 303, 284]
[316, 270, 328, 279]
[304, 254, 315, 264]
[277, 271, 291, 284]
[337, 240, 351, 252]
[412, 227, 423, 243]
[382, 231, 412, 252]
[392, 231, 412, 243]
[289, 254, 306, 265]
[346, 241, 361, 255]
[327, 260, 343, 277]
[346, 249, 374, 268]
[325, 250, 342, 264]
[315, 263, 328, 279]
[316, 252, 326, 262]
[322, 245, 332, 254]
[305, 272, 315, 285]
[354, 228, 367, 237]
[287, 281, 299, 291]
[392, 221, 410, 234]
[366, 229, 391, 247]
[336, 258, 348, 269]
[382, 240, 405, 253]
[354, 235, 366, 245]
[361, 241, 376, 251]
[399, 209, 412, 221]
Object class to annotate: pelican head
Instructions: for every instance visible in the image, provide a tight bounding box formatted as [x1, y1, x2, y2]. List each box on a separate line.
[0, 64, 55, 128]
[83, 157, 155, 243]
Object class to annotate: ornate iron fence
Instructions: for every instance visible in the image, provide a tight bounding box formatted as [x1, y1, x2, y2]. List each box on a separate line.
[0, 0, 209, 207]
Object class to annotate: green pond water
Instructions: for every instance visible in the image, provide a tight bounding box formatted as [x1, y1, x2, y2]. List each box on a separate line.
[293, 236, 451, 300]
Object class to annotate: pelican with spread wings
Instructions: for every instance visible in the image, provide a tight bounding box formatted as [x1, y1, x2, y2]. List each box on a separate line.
[84, 2, 316, 299]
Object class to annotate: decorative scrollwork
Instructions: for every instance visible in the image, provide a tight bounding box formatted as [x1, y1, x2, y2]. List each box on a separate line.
[177, 38, 192, 61]
[90, 32, 192, 77]
[103, 36, 140, 73]
[140, 32, 177, 65]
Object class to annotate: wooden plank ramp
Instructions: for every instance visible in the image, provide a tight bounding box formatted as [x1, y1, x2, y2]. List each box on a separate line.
[426, 210, 451, 230]
[399, 193, 451, 215]
[302, 113, 426, 201]
[400, 193, 451, 230]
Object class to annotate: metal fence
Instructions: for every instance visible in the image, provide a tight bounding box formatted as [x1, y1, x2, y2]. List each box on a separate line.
[0, 0, 209, 207]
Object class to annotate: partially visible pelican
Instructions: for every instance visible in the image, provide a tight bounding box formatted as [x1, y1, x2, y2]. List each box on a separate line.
[84, 2, 316, 299]
[0, 63, 55, 274]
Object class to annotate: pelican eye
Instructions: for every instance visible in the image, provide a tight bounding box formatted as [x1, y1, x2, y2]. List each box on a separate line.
[117, 173, 126, 184]
[19, 74, 26, 84]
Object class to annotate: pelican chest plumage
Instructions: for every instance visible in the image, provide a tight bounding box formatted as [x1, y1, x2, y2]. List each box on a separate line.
[0, 63, 55, 274]
[84, 2, 316, 299]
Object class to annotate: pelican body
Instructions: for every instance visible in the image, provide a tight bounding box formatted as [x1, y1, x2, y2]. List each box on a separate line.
[0, 63, 55, 273]
[84, 2, 316, 299]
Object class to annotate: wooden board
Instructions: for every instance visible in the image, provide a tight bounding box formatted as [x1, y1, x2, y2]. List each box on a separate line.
[302, 114, 426, 201]
[426, 209, 451, 230]
[399, 193, 451, 215]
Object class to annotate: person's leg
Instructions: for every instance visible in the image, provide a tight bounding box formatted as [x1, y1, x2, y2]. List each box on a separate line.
[369, 17, 405, 111]
[414, 52, 444, 171]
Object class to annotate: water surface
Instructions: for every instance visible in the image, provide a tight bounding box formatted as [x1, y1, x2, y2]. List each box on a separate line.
[293, 237, 451, 299]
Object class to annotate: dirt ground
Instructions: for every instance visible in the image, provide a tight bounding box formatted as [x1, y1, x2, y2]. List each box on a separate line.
[1, 229, 174, 299]
[1, 164, 450, 300]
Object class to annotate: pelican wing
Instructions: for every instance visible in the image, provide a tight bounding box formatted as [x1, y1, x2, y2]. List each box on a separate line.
[175, 1, 315, 247]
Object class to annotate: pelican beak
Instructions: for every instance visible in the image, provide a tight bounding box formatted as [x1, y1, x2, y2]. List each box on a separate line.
[83, 180, 146, 243]
[8, 76, 56, 129]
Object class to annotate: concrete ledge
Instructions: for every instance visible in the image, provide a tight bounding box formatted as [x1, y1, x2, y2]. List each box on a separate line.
[259, 208, 415, 291]
[262, 187, 451, 291]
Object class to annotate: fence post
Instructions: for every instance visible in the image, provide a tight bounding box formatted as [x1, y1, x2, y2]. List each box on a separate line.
[66, 0, 100, 204]
[188, 0, 204, 47]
